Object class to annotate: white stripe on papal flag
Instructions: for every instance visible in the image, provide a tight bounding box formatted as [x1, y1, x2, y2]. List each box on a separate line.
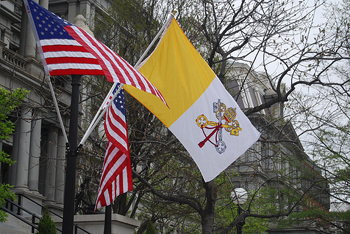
[169, 77, 261, 182]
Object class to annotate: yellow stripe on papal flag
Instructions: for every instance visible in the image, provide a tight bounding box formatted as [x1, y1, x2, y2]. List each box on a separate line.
[125, 19, 260, 182]
[125, 19, 215, 127]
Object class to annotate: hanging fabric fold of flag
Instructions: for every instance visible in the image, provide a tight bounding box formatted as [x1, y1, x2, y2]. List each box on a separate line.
[23, 0, 167, 106]
[124, 19, 261, 182]
[95, 84, 133, 210]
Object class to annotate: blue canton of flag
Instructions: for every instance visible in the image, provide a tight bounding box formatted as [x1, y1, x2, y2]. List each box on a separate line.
[106, 84, 126, 116]
[26, 0, 73, 40]
[24, 0, 99, 75]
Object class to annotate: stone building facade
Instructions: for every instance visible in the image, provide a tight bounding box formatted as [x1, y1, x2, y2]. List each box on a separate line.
[0, 0, 136, 233]
[226, 63, 330, 233]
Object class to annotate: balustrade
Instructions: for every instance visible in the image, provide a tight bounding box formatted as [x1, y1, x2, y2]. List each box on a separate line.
[1, 46, 27, 69]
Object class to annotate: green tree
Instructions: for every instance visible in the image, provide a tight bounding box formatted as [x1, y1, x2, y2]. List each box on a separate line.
[145, 220, 157, 234]
[36, 207, 57, 234]
[279, 0, 350, 231]
[0, 87, 28, 222]
[82, 0, 350, 233]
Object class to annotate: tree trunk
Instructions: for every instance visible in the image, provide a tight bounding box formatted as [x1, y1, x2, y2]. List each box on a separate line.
[202, 211, 215, 234]
[201, 180, 216, 234]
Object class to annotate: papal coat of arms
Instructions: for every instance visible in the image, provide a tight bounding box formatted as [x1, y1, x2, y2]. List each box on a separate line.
[196, 99, 242, 154]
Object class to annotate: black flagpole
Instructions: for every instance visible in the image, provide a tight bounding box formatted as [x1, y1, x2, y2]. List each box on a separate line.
[104, 205, 112, 234]
[62, 74, 81, 234]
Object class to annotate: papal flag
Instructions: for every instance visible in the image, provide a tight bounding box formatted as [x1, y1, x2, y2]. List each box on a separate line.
[125, 19, 261, 182]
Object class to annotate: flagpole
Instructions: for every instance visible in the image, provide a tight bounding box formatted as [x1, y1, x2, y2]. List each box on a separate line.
[104, 205, 112, 234]
[78, 83, 124, 146]
[133, 10, 177, 68]
[78, 10, 177, 147]
[45, 75, 69, 143]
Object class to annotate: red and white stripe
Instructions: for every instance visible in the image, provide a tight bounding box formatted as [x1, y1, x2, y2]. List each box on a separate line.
[40, 25, 167, 105]
[104, 96, 128, 152]
[95, 142, 133, 209]
[40, 38, 101, 75]
[95, 88, 133, 209]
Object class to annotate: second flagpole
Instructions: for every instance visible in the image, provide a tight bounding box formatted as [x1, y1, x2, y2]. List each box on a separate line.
[79, 10, 177, 147]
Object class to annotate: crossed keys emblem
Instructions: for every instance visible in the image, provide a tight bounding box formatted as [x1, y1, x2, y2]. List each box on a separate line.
[196, 99, 242, 154]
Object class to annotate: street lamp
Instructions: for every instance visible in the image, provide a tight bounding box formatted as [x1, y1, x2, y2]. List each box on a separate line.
[231, 188, 248, 234]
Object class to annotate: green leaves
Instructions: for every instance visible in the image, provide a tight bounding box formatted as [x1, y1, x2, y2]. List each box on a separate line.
[0, 183, 15, 222]
[0, 87, 28, 222]
[36, 207, 57, 234]
[0, 88, 29, 140]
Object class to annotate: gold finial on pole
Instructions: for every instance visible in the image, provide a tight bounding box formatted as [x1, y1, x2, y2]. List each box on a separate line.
[171, 9, 178, 17]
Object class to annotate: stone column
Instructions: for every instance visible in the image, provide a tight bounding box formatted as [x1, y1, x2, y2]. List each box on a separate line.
[39, 0, 48, 8]
[45, 127, 58, 202]
[15, 108, 32, 189]
[67, 0, 78, 23]
[90, 4, 95, 29]
[36, 0, 49, 60]
[18, 6, 28, 56]
[24, 20, 37, 59]
[79, 0, 91, 24]
[28, 118, 42, 192]
[19, 0, 38, 58]
[55, 131, 66, 204]
[8, 123, 19, 186]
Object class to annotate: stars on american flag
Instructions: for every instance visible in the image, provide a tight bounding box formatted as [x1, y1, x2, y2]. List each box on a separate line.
[30, 0, 71, 40]
[113, 86, 125, 112]
[105, 86, 125, 110]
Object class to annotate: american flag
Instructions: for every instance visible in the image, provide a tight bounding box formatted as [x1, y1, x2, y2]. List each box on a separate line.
[95, 84, 133, 209]
[23, 0, 166, 105]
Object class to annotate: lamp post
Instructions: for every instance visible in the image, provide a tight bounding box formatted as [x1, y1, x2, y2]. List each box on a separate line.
[62, 75, 81, 234]
[231, 188, 248, 234]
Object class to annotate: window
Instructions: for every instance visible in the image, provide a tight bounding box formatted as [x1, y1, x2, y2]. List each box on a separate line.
[262, 142, 273, 170]
[0, 28, 4, 42]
